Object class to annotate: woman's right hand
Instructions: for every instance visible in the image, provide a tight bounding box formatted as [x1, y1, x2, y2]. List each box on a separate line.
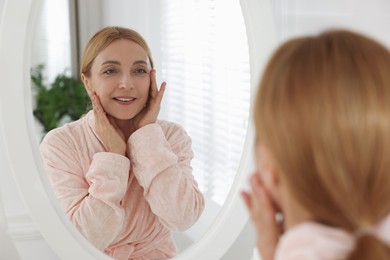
[242, 172, 281, 260]
[91, 92, 127, 156]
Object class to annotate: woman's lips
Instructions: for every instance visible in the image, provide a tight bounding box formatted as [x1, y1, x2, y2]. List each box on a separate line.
[113, 97, 136, 105]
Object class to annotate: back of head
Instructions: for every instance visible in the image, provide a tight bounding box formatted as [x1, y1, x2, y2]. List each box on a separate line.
[80, 26, 154, 77]
[254, 30, 390, 259]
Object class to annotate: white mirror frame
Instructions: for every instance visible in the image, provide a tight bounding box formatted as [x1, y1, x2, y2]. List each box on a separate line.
[0, 0, 276, 259]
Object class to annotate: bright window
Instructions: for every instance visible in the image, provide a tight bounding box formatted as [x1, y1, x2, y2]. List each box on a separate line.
[160, 0, 251, 206]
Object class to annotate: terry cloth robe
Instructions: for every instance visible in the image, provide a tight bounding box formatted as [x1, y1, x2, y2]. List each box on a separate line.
[40, 110, 205, 260]
[274, 216, 390, 260]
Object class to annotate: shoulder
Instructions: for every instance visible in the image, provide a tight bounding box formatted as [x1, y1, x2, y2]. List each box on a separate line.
[275, 222, 354, 259]
[40, 115, 88, 149]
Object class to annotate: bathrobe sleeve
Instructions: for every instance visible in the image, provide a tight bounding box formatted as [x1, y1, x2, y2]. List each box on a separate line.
[40, 129, 130, 250]
[128, 121, 205, 230]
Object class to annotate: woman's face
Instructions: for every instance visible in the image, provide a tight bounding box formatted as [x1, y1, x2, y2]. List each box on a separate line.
[84, 39, 151, 120]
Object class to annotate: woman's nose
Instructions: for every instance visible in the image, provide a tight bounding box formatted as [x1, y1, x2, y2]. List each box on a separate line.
[119, 74, 134, 89]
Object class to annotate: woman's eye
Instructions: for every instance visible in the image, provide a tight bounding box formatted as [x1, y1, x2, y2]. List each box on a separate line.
[103, 69, 115, 75]
[134, 68, 148, 74]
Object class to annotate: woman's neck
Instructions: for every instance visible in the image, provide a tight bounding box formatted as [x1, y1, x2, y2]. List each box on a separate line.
[281, 187, 314, 230]
[115, 118, 136, 141]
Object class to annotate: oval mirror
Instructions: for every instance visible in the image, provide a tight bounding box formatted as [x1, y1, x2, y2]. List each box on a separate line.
[0, 0, 276, 259]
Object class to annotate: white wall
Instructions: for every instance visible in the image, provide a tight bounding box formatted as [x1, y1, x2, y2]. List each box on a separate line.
[272, 0, 390, 48]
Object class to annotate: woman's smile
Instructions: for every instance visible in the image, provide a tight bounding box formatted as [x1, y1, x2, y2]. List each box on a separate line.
[112, 96, 137, 105]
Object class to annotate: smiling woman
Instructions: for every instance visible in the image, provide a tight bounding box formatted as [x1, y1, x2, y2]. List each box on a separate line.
[39, 26, 205, 259]
[0, 0, 276, 259]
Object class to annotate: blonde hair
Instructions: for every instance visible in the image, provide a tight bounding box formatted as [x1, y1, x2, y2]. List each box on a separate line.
[254, 30, 390, 259]
[80, 26, 154, 76]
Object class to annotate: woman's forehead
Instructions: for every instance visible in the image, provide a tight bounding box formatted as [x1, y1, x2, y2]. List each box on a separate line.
[94, 39, 150, 66]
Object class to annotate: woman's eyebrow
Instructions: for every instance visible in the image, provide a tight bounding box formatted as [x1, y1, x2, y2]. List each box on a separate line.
[133, 60, 148, 65]
[100, 60, 148, 66]
[101, 60, 120, 66]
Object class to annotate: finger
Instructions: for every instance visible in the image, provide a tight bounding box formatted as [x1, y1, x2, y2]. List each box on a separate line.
[254, 184, 273, 213]
[256, 181, 274, 209]
[91, 92, 100, 110]
[94, 94, 104, 112]
[92, 94, 111, 127]
[250, 175, 280, 227]
[91, 93, 100, 116]
[249, 173, 276, 216]
[92, 93, 105, 117]
[149, 69, 158, 98]
[250, 173, 271, 204]
[90, 92, 97, 109]
[156, 82, 166, 104]
[250, 173, 264, 197]
[241, 191, 253, 210]
[253, 171, 263, 185]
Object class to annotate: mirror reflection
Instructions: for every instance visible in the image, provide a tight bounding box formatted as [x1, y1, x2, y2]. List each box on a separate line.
[30, 0, 251, 258]
[40, 25, 205, 259]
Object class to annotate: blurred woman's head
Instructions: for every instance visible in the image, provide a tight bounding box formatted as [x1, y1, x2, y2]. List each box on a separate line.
[254, 30, 390, 257]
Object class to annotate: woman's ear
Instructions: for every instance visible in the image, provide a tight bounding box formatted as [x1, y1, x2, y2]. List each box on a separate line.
[81, 73, 92, 96]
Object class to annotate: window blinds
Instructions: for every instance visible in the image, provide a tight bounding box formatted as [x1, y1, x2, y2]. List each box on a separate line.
[160, 0, 251, 206]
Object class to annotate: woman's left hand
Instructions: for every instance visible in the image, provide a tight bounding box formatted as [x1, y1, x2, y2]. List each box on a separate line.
[241, 172, 281, 260]
[133, 69, 166, 130]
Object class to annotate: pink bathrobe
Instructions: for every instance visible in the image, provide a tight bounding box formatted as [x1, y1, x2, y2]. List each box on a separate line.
[275, 222, 355, 259]
[275, 215, 390, 259]
[40, 111, 205, 259]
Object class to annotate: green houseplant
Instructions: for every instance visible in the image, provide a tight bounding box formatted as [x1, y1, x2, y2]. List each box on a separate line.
[31, 64, 90, 133]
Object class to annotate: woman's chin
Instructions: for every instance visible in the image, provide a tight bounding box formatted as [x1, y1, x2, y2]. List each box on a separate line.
[115, 115, 136, 121]
[107, 112, 137, 121]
